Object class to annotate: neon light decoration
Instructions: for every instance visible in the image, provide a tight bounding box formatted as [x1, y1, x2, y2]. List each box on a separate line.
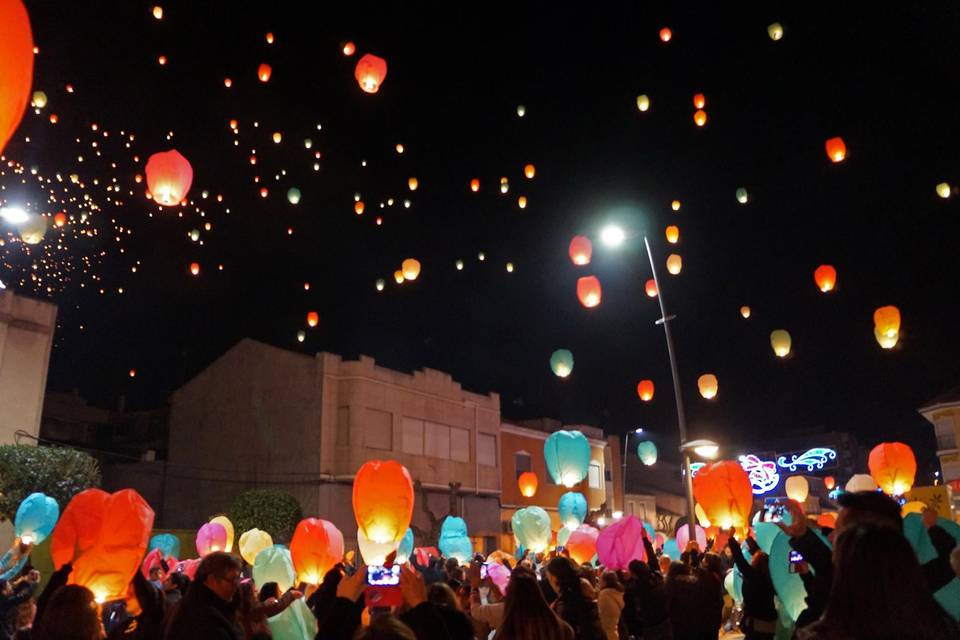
[690, 447, 838, 496]
[777, 447, 837, 473]
[738, 454, 781, 495]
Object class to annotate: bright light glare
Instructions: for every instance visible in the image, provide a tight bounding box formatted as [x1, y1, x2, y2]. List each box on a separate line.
[612, 511, 623, 520]
[600, 225, 626, 247]
[0, 206, 29, 225]
[634, 427, 645, 433]
[694, 444, 719, 459]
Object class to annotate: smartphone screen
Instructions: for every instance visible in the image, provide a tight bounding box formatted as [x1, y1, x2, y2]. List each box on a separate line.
[479, 563, 488, 580]
[764, 501, 786, 523]
[366, 565, 401, 586]
[788, 550, 804, 573]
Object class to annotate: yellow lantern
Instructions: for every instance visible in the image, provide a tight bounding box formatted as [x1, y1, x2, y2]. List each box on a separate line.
[665, 225, 679, 244]
[272, 132, 282, 144]
[740, 306, 751, 319]
[401, 259, 421, 281]
[770, 330, 791, 358]
[408, 177, 418, 191]
[873, 305, 901, 339]
[239, 529, 273, 566]
[767, 22, 784, 41]
[671, 199, 681, 211]
[936, 182, 951, 198]
[524, 164, 536, 179]
[875, 327, 899, 349]
[518, 196, 528, 209]
[694, 110, 707, 127]
[666, 254, 682, 275]
[636, 95, 650, 112]
[209, 515, 235, 552]
[393, 270, 404, 284]
[31, 91, 47, 109]
[785, 476, 809, 503]
[698, 374, 718, 399]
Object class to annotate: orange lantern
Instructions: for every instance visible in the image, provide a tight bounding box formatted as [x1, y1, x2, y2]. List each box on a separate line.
[524, 164, 536, 179]
[518, 471, 538, 498]
[257, 63, 272, 82]
[817, 513, 837, 528]
[698, 374, 718, 399]
[814, 264, 837, 292]
[825, 137, 846, 163]
[665, 225, 679, 244]
[694, 110, 707, 127]
[145, 149, 193, 207]
[740, 306, 751, 319]
[265, 32, 275, 44]
[401, 258, 421, 281]
[659, 27, 672, 42]
[0, 0, 33, 155]
[636, 379, 655, 402]
[189, 262, 200, 276]
[306, 311, 319, 327]
[693, 93, 706, 109]
[644, 279, 658, 298]
[51, 489, 154, 604]
[666, 254, 682, 275]
[290, 518, 344, 584]
[408, 177, 418, 191]
[873, 305, 900, 337]
[470, 178, 480, 192]
[823, 476, 835, 490]
[224, 77, 232, 88]
[671, 200, 681, 211]
[342, 41, 356, 56]
[354, 201, 365, 215]
[352, 460, 414, 547]
[566, 525, 599, 564]
[868, 442, 916, 496]
[355, 53, 388, 93]
[576, 276, 602, 308]
[692, 461, 753, 530]
[568, 236, 592, 266]
[54, 213, 67, 227]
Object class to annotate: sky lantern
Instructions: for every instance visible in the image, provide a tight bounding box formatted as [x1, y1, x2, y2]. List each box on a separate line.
[665, 225, 679, 244]
[692, 461, 753, 529]
[637, 441, 658, 466]
[19, 216, 47, 245]
[517, 104, 526, 117]
[666, 254, 682, 275]
[393, 270, 404, 284]
[597, 515, 647, 570]
[238, 529, 273, 566]
[566, 525, 599, 564]
[845, 474, 877, 493]
[568, 236, 592, 266]
[355, 53, 388, 93]
[518, 195, 528, 209]
[694, 110, 707, 127]
[698, 374, 718, 399]
[671, 199, 681, 211]
[874, 328, 899, 349]
[524, 164, 536, 179]
[148, 533, 180, 559]
[868, 442, 917, 496]
[873, 305, 900, 338]
[659, 27, 672, 42]
[936, 182, 951, 198]
[297, 331, 306, 343]
[736, 188, 749, 204]
[740, 306, 751, 319]
[257, 63, 272, 82]
[558, 492, 588, 529]
[511, 507, 551, 553]
[770, 329, 792, 357]
[401, 258, 421, 281]
[518, 471, 538, 498]
[196, 522, 227, 556]
[306, 311, 319, 327]
[287, 188, 301, 205]
[272, 131, 282, 143]
[645, 279, 658, 298]
[152, 5, 163, 19]
[14, 493, 59, 545]
[636, 94, 650, 112]
[636, 379, 655, 402]
[768, 22, 784, 40]
[0, 0, 33, 155]
[354, 201, 365, 215]
[550, 349, 574, 378]
[785, 476, 809, 503]
[500, 176, 510, 193]
[825, 137, 846, 162]
[352, 460, 414, 564]
[52, 212, 66, 228]
[675, 524, 707, 551]
[408, 177, 418, 191]
[265, 32, 275, 44]
[693, 93, 706, 109]
[438, 516, 473, 562]
[814, 264, 837, 292]
[189, 262, 200, 276]
[470, 178, 480, 192]
[290, 518, 344, 584]
[31, 90, 46, 109]
[145, 149, 193, 206]
[577, 276, 602, 308]
[823, 476, 836, 491]
[209, 515, 234, 552]
[342, 41, 356, 56]
[544, 430, 591, 487]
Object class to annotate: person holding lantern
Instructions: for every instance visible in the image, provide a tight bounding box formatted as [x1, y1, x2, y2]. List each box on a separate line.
[0, 539, 32, 583]
[724, 529, 775, 640]
[163, 551, 244, 640]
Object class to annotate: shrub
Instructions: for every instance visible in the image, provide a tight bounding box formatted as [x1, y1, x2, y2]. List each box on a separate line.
[228, 489, 302, 543]
[0, 445, 101, 521]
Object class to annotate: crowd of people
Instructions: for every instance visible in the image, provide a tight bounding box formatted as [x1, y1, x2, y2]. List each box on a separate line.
[1, 491, 959, 640]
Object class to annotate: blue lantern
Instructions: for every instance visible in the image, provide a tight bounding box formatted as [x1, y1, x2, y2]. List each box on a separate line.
[512, 506, 551, 553]
[396, 528, 415, 564]
[550, 349, 574, 378]
[438, 516, 473, 562]
[662, 537, 680, 561]
[149, 533, 182, 559]
[558, 492, 588, 529]
[636, 441, 658, 466]
[544, 430, 591, 487]
[14, 493, 59, 545]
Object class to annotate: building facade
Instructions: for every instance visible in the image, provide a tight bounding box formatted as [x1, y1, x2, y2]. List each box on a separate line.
[919, 388, 960, 510]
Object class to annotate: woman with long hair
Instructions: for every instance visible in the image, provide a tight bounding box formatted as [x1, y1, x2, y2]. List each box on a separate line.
[545, 557, 603, 640]
[494, 568, 573, 640]
[32, 585, 103, 640]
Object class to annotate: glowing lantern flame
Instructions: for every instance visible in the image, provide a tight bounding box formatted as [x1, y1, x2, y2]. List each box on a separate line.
[936, 182, 951, 198]
[693, 93, 706, 109]
[189, 262, 200, 276]
[306, 311, 319, 327]
[470, 178, 480, 192]
[0, 0, 34, 155]
[785, 476, 809, 503]
[659, 27, 672, 42]
[636, 95, 650, 112]
[736, 187, 749, 204]
[666, 254, 682, 275]
[698, 374, 718, 399]
[576, 276, 602, 308]
[868, 442, 916, 496]
[258, 63, 272, 82]
[342, 42, 356, 56]
[352, 460, 414, 548]
[401, 259, 421, 281]
[550, 349, 574, 378]
[568, 236, 592, 266]
[393, 270, 404, 284]
[636, 379, 655, 402]
[823, 476, 835, 490]
[665, 225, 679, 244]
[354, 53, 388, 93]
[692, 461, 753, 530]
[644, 279, 658, 298]
[873, 305, 901, 342]
[740, 306, 751, 319]
[290, 518, 344, 584]
[637, 441, 658, 465]
[671, 200, 681, 211]
[524, 164, 536, 179]
[518, 471, 538, 498]
[238, 529, 273, 566]
[694, 110, 707, 127]
[54, 212, 67, 227]
[518, 196, 528, 209]
[408, 177, 418, 191]
[770, 330, 792, 357]
[354, 201, 365, 215]
[544, 431, 591, 488]
[814, 264, 837, 292]
[145, 149, 193, 206]
[825, 137, 846, 163]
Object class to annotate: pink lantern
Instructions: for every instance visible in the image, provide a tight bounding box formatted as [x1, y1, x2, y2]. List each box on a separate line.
[486, 561, 511, 595]
[196, 522, 227, 557]
[140, 547, 178, 581]
[414, 546, 439, 566]
[675, 523, 707, 551]
[566, 525, 599, 565]
[596, 515, 647, 570]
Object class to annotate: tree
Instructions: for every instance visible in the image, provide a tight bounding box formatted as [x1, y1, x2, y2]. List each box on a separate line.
[0, 445, 101, 522]
[228, 489, 303, 543]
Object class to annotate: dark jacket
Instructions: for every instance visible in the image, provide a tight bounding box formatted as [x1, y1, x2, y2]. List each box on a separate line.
[665, 575, 702, 640]
[1, 581, 35, 640]
[622, 571, 669, 636]
[163, 582, 243, 640]
[727, 537, 776, 623]
[315, 596, 454, 640]
[552, 593, 603, 640]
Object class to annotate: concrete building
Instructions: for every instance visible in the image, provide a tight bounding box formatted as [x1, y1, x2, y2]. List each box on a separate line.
[0, 291, 57, 445]
[919, 388, 960, 510]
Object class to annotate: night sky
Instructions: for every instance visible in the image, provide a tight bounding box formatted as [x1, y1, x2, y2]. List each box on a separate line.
[4, 2, 959, 471]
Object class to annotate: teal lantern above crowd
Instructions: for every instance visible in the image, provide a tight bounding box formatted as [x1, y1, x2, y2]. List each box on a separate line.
[544, 430, 591, 487]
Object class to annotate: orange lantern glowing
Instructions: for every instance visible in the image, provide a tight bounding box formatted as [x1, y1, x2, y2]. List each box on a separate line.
[290, 518, 344, 584]
[873, 305, 900, 337]
[825, 137, 846, 163]
[666, 254, 682, 275]
[577, 276, 602, 308]
[354, 201, 365, 215]
[568, 236, 592, 266]
[355, 54, 387, 93]
[692, 461, 753, 530]
[698, 374, 718, 399]
[54, 212, 67, 227]
[257, 63, 272, 82]
[145, 149, 193, 206]
[0, 0, 33, 155]
[265, 32, 275, 44]
[823, 476, 835, 490]
[524, 164, 536, 179]
[342, 41, 356, 56]
[644, 279, 658, 298]
[868, 442, 916, 496]
[408, 177, 418, 191]
[817, 513, 837, 528]
[306, 311, 319, 327]
[665, 225, 679, 244]
[671, 200, 681, 211]
[636, 379, 655, 402]
[659, 27, 672, 42]
[401, 258, 421, 281]
[470, 178, 480, 192]
[694, 110, 707, 127]
[189, 262, 200, 276]
[814, 264, 837, 293]
[518, 471, 538, 498]
[566, 525, 599, 564]
[740, 306, 751, 319]
[693, 93, 706, 109]
[352, 460, 414, 548]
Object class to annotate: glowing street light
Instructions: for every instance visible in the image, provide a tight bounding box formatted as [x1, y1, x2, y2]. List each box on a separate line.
[600, 224, 626, 248]
[684, 439, 720, 459]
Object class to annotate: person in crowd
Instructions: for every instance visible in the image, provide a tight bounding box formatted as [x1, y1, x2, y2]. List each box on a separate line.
[622, 558, 671, 640]
[164, 551, 244, 640]
[468, 560, 504, 631]
[596, 571, 624, 640]
[237, 579, 301, 640]
[545, 557, 603, 640]
[307, 564, 343, 624]
[1, 571, 39, 640]
[797, 524, 960, 640]
[354, 614, 417, 640]
[494, 567, 573, 640]
[426, 582, 474, 640]
[692, 553, 724, 640]
[665, 561, 702, 640]
[162, 572, 190, 607]
[725, 530, 775, 640]
[13, 598, 35, 640]
[32, 584, 102, 640]
[0, 541, 31, 584]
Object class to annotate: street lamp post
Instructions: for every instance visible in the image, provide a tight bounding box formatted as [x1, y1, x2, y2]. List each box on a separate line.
[621, 427, 644, 513]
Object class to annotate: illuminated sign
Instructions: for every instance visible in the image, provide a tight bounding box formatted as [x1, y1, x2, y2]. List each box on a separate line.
[777, 447, 837, 472]
[689, 447, 838, 496]
[738, 454, 781, 495]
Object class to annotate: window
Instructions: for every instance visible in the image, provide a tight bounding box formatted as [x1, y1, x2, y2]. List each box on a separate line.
[515, 452, 532, 479]
[366, 409, 392, 450]
[336, 407, 350, 446]
[604, 468, 612, 482]
[934, 417, 957, 451]
[478, 433, 497, 466]
[402, 417, 424, 455]
[627, 500, 636, 516]
[425, 422, 450, 459]
[588, 462, 602, 489]
[450, 427, 470, 462]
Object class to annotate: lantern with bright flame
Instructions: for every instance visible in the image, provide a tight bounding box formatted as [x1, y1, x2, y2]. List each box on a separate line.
[287, 188, 301, 205]
[189, 262, 200, 276]
[873, 305, 900, 339]
[408, 177, 418, 191]
[694, 110, 707, 127]
[342, 42, 356, 56]
[524, 164, 536, 179]
[665, 225, 679, 244]
[637, 441, 658, 466]
[239, 529, 273, 566]
[936, 183, 951, 199]
[568, 236, 592, 266]
[544, 430, 591, 488]
[209, 515, 235, 552]
[307, 311, 319, 327]
[511, 507, 551, 553]
[54, 212, 67, 227]
[736, 188, 749, 204]
[402, 258, 421, 281]
[0, 0, 33, 155]
[518, 471, 538, 498]
[814, 265, 836, 292]
[671, 200, 681, 211]
[439, 516, 473, 562]
[659, 27, 672, 42]
[768, 23, 784, 40]
[470, 178, 480, 192]
[290, 518, 344, 584]
[785, 476, 809, 503]
[698, 374, 718, 399]
[845, 474, 877, 493]
[825, 137, 846, 163]
[257, 63, 272, 82]
[823, 476, 835, 490]
[577, 276, 602, 308]
[253, 545, 296, 592]
[352, 460, 414, 564]
[693, 94, 706, 109]
[637, 379, 655, 402]
[550, 349, 574, 378]
[355, 54, 387, 93]
[692, 461, 753, 530]
[740, 306, 751, 319]
[868, 442, 916, 496]
[644, 279, 657, 298]
[770, 330, 792, 357]
[14, 493, 58, 546]
[666, 254, 682, 275]
[559, 492, 588, 529]
[597, 515, 647, 570]
[196, 522, 227, 556]
[145, 150, 193, 206]
[636, 95, 650, 112]
[566, 525, 599, 564]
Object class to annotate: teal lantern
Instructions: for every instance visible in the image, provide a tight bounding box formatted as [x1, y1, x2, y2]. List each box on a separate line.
[550, 349, 574, 378]
[662, 537, 680, 561]
[396, 528, 415, 563]
[736, 187, 749, 204]
[149, 533, 182, 559]
[557, 526, 573, 548]
[544, 430, 591, 487]
[636, 441, 658, 466]
[14, 493, 59, 545]
[438, 516, 473, 562]
[287, 188, 302, 205]
[558, 492, 588, 529]
[253, 545, 296, 592]
[511, 506, 551, 553]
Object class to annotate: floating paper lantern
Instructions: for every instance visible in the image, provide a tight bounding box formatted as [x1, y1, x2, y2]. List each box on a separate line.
[636, 379, 655, 402]
[518, 195, 528, 209]
[675, 524, 707, 552]
[558, 492, 588, 529]
[825, 137, 846, 163]
[196, 522, 227, 556]
[823, 476, 836, 490]
[524, 164, 536, 179]
[637, 441, 658, 466]
[31, 91, 46, 109]
[287, 188, 301, 205]
[768, 23, 784, 40]
[868, 442, 916, 496]
[566, 525, 599, 564]
[568, 236, 592, 266]
[692, 461, 753, 529]
[694, 110, 707, 127]
[290, 518, 344, 584]
[671, 200, 681, 211]
[396, 528, 414, 564]
[145, 150, 193, 206]
[636, 95, 650, 112]
[19, 216, 46, 245]
[189, 262, 200, 276]
[550, 349, 574, 378]
[470, 178, 480, 192]
[393, 270, 404, 284]
[517, 104, 526, 117]
[740, 306, 751, 319]
[736, 188, 749, 204]
[874, 327, 899, 349]
[375, 279, 385, 291]
[873, 305, 900, 338]
[666, 254, 682, 275]
[151, 5, 163, 19]
[210, 515, 235, 552]
[785, 476, 809, 503]
[296, 330, 306, 343]
[665, 225, 679, 244]
[342, 41, 356, 56]
[439, 516, 473, 562]
[518, 471, 538, 498]
[14, 493, 58, 545]
[845, 474, 877, 493]
[693, 94, 706, 109]
[814, 265, 837, 292]
[401, 258, 421, 281]
[258, 63, 272, 82]
[352, 460, 414, 563]
[307, 311, 319, 327]
[354, 201, 365, 215]
[355, 54, 387, 93]
[500, 176, 510, 193]
[770, 330, 792, 357]
[597, 515, 647, 570]
[253, 545, 296, 592]
[698, 374, 718, 399]
[544, 430, 591, 487]
[148, 533, 180, 559]
[511, 507, 551, 553]
[577, 276, 602, 308]
[408, 177, 418, 191]
[0, 0, 33, 155]
[644, 279, 657, 298]
[936, 182, 951, 198]
[239, 529, 273, 566]
[659, 27, 672, 42]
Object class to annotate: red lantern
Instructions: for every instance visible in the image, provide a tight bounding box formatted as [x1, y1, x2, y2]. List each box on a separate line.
[576, 276, 602, 308]
[814, 264, 837, 293]
[518, 471, 538, 498]
[694, 110, 707, 127]
[352, 460, 414, 545]
[659, 27, 672, 42]
[258, 63, 272, 82]
[823, 475, 835, 490]
[868, 442, 916, 496]
[342, 42, 356, 56]
[306, 311, 319, 327]
[290, 518, 344, 584]
[692, 461, 753, 530]
[644, 279, 658, 298]
[54, 212, 67, 227]
[145, 149, 193, 206]
[825, 137, 846, 163]
[693, 93, 706, 109]
[636, 380, 654, 402]
[469, 178, 480, 192]
[355, 54, 388, 93]
[568, 236, 592, 266]
[0, 0, 33, 155]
